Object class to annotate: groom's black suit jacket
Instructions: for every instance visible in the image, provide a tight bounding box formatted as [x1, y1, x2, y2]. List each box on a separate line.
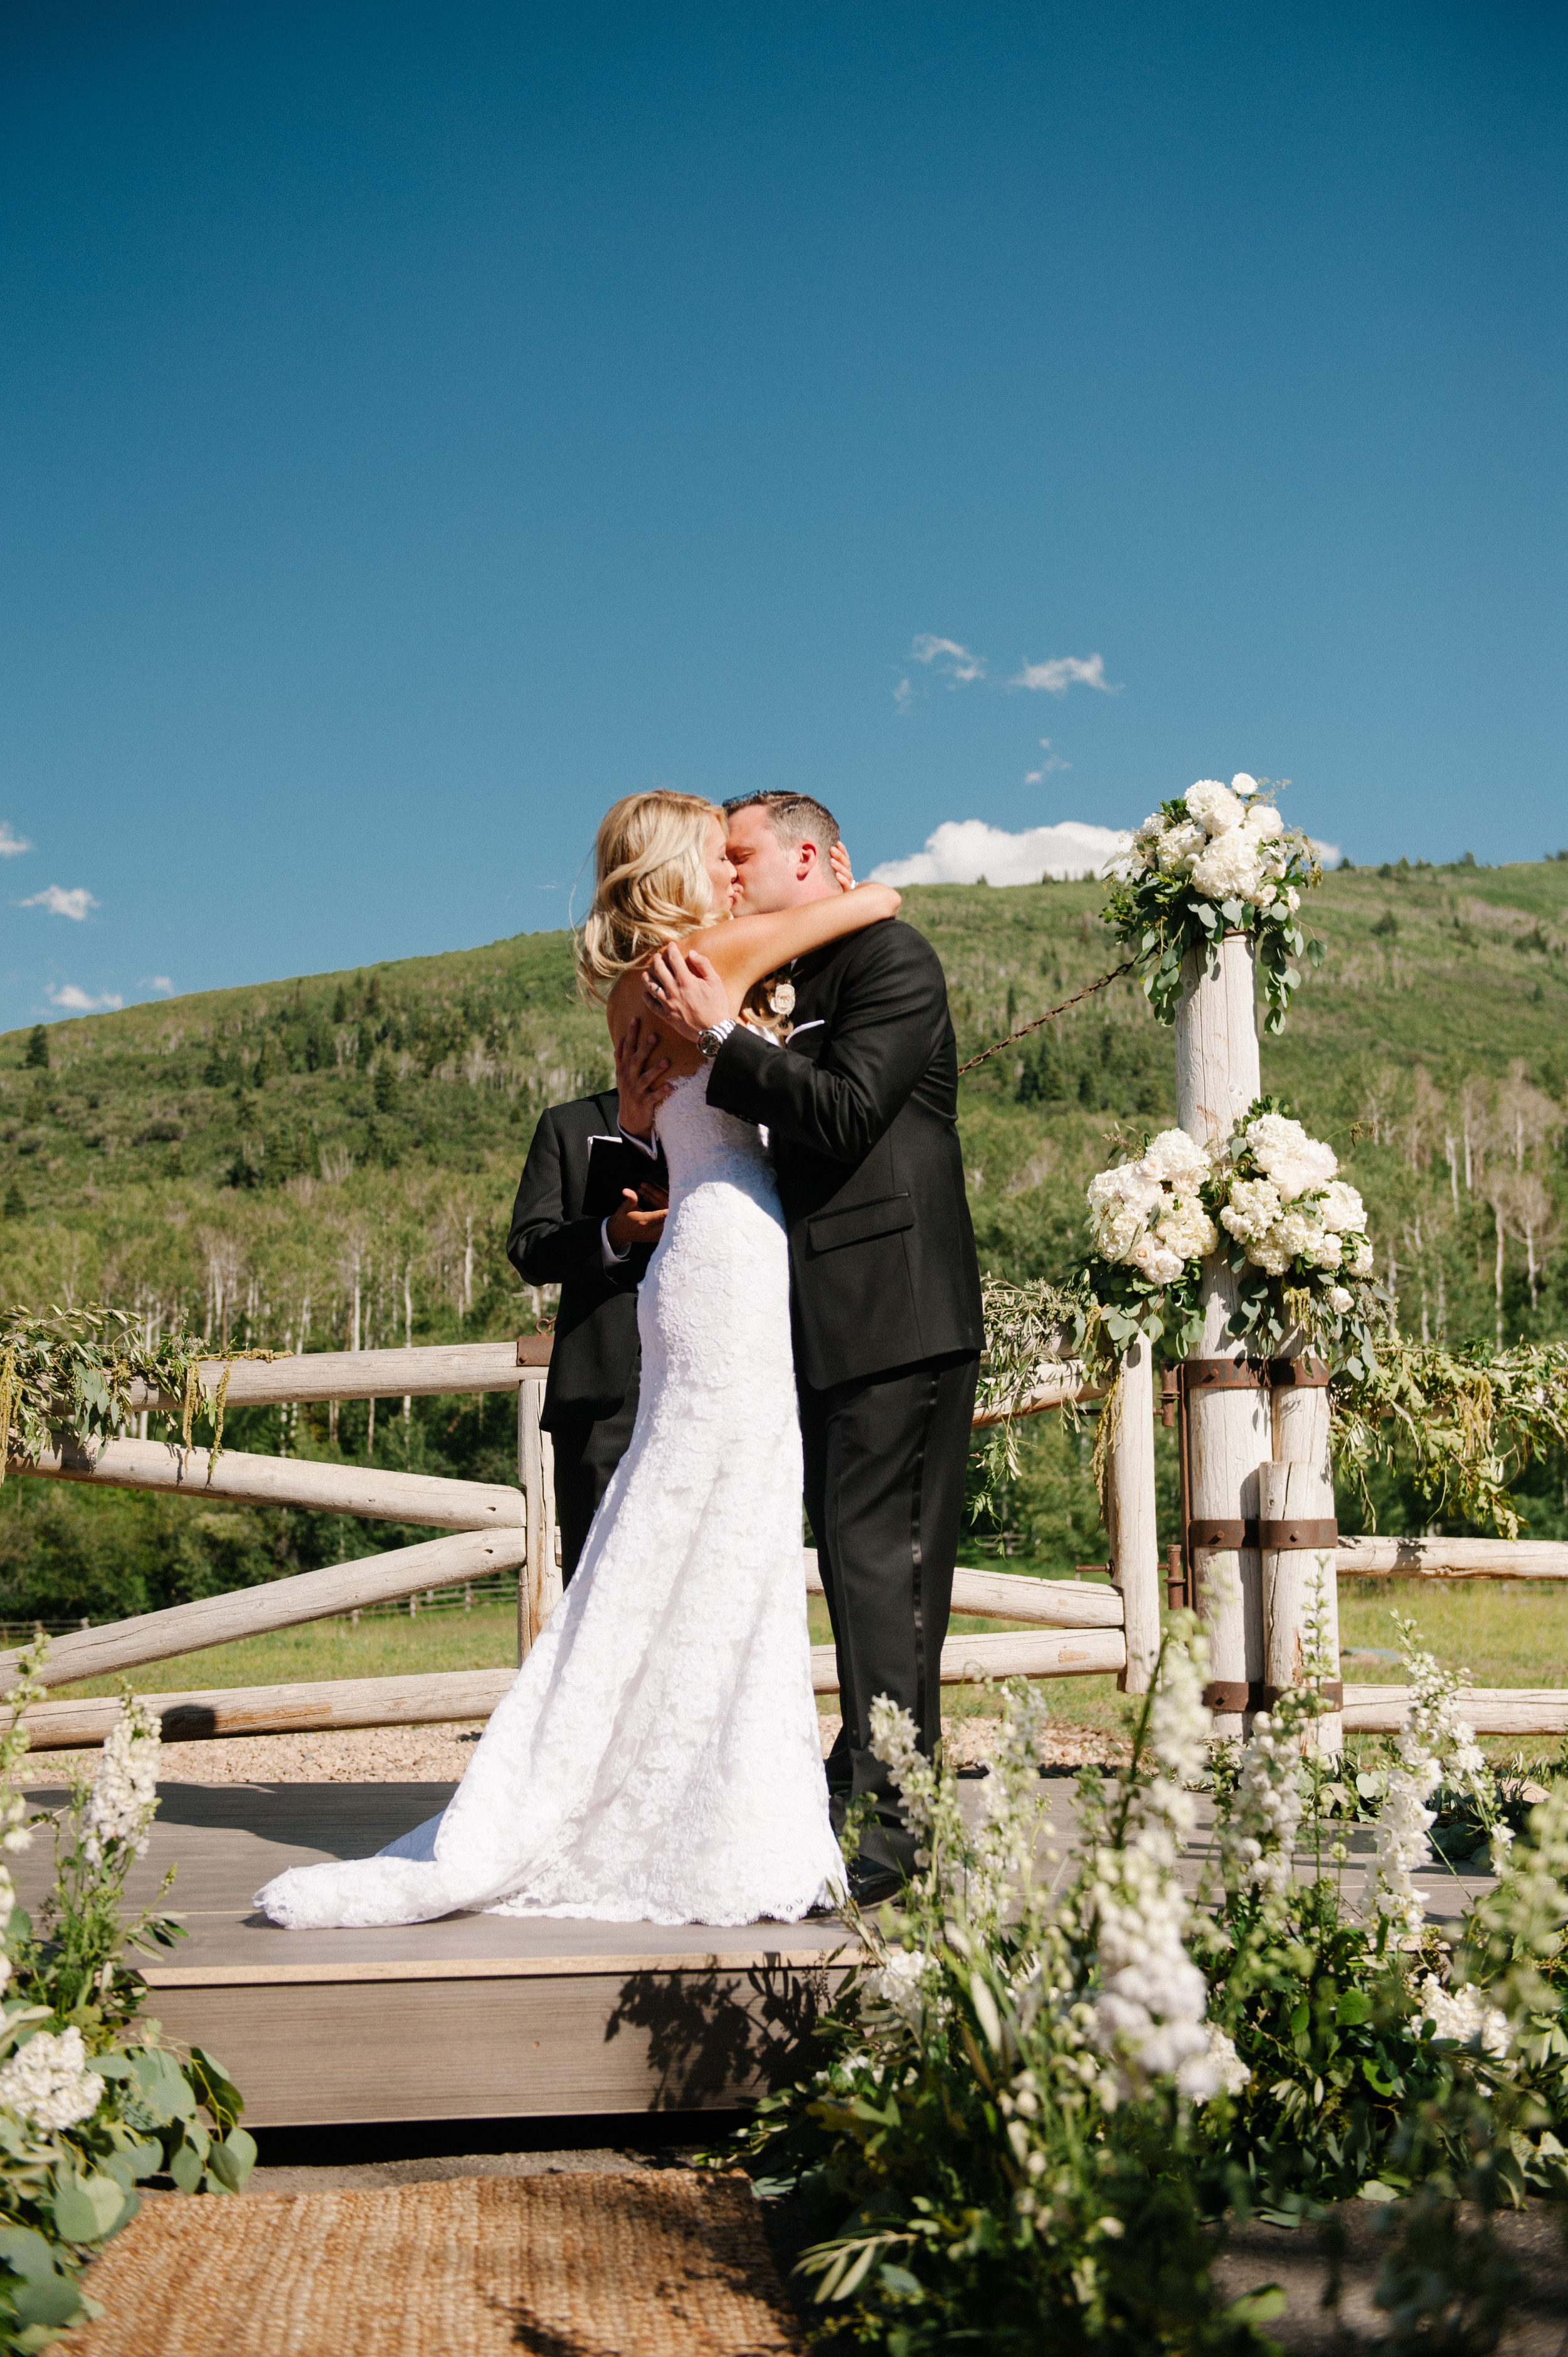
[707, 919, 983, 1390]
[506, 1091, 667, 1430]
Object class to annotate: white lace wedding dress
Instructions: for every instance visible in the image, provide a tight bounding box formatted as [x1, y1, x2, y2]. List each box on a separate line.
[256, 1065, 842, 1930]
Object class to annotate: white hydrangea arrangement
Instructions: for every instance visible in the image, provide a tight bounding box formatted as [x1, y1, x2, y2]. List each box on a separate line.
[1102, 772, 1324, 1032]
[1083, 1099, 1380, 1366]
[1083, 1127, 1217, 1356]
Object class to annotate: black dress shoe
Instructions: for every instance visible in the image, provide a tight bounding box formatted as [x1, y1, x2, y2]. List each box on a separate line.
[845, 1858, 906, 1909]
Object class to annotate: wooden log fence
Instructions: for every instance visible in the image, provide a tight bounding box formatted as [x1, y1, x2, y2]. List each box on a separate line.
[1, 1327, 1564, 1752]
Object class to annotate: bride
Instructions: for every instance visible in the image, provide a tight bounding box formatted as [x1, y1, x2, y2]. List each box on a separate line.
[257, 791, 899, 1930]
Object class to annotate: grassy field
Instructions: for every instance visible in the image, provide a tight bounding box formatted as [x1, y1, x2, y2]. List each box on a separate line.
[55, 1572, 1568, 1770]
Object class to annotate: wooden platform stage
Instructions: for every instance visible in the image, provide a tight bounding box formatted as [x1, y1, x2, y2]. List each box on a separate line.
[16, 1777, 1495, 2132]
[16, 1782, 862, 2129]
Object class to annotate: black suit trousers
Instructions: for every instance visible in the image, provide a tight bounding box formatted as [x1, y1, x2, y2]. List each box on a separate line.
[551, 1373, 641, 1585]
[800, 1348, 979, 1874]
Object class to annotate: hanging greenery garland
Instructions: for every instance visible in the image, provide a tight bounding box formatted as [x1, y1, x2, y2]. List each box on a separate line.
[0, 1306, 272, 1482]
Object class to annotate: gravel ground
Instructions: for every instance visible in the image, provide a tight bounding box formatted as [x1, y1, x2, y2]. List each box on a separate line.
[24, 1710, 1126, 1786]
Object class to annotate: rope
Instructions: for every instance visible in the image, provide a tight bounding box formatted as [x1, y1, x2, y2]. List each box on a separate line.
[956, 959, 1136, 1076]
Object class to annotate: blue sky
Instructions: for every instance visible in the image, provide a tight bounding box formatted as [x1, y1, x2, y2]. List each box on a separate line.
[2, 3, 1563, 1026]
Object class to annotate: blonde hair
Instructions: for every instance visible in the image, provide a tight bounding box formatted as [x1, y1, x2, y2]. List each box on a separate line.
[576, 791, 726, 1002]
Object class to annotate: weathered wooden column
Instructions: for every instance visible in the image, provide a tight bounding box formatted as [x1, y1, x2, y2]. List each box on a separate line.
[517, 1370, 560, 1662]
[1264, 1351, 1343, 1754]
[1176, 935, 1269, 1739]
[1105, 1338, 1162, 1692]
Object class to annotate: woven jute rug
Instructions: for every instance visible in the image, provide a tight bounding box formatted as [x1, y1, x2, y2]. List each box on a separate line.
[53, 2170, 803, 2356]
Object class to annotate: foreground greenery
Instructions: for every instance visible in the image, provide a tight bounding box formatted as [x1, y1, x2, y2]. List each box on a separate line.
[730, 1612, 1568, 2353]
[0, 1647, 253, 2349]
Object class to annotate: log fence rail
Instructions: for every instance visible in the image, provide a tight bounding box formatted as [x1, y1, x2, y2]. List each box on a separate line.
[1, 1331, 1565, 1750]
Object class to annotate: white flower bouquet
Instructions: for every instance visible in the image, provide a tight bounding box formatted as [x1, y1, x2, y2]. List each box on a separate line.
[1083, 1099, 1382, 1368]
[1083, 1127, 1217, 1357]
[1101, 774, 1324, 1033]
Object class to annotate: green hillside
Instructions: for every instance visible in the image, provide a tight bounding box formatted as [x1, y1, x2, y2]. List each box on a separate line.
[3, 851, 1565, 1622]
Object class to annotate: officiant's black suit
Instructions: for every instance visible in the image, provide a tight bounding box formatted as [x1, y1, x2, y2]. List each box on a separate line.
[708, 918, 984, 1875]
[506, 1093, 666, 1583]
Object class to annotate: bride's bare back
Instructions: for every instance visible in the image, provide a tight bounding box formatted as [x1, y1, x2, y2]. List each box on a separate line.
[605, 883, 900, 1072]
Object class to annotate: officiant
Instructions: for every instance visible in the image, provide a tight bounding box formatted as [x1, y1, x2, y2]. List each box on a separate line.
[506, 1018, 670, 1583]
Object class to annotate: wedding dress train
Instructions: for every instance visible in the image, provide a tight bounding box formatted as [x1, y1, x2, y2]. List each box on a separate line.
[256, 1066, 842, 1930]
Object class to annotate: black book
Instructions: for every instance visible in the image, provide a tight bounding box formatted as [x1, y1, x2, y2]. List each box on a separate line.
[581, 1132, 664, 1221]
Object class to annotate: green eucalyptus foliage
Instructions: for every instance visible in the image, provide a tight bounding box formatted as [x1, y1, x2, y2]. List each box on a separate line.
[0, 1646, 253, 2352]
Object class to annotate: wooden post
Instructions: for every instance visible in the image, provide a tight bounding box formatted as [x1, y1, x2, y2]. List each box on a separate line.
[1105, 1339, 1161, 1691]
[1267, 1351, 1343, 1754]
[1175, 934, 1268, 1740]
[516, 1371, 559, 1661]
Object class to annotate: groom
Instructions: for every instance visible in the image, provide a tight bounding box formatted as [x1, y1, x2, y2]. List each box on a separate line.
[647, 792, 984, 1903]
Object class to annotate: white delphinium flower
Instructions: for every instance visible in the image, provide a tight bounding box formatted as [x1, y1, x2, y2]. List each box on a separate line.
[1416, 1972, 1511, 2059]
[1399, 1624, 1487, 1794]
[1220, 1713, 1305, 1902]
[1190, 829, 1264, 905]
[861, 1946, 948, 2032]
[1198, 2024, 1251, 2099]
[0, 1792, 32, 1856]
[1086, 1629, 1221, 2100]
[1242, 1114, 1338, 1202]
[83, 1693, 163, 1866]
[1185, 779, 1246, 836]
[1364, 1625, 1490, 1932]
[0, 2026, 102, 2132]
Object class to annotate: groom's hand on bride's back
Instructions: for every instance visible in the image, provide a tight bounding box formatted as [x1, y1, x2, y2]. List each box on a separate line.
[615, 1013, 674, 1139]
[642, 944, 729, 1043]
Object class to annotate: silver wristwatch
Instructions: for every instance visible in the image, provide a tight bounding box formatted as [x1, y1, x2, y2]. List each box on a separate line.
[697, 1018, 736, 1060]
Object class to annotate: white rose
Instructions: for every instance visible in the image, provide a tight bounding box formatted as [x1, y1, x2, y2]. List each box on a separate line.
[1088, 1163, 1163, 1218]
[1231, 773, 1259, 798]
[1190, 831, 1264, 903]
[1313, 1231, 1345, 1271]
[1247, 1234, 1294, 1276]
[1242, 804, 1283, 841]
[1185, 780, 1246, 836]
[1128, 1232, 1185, 1285]
[1319, 1181, 1365, 1234]
[1244, 1115, 1337, 1200]
[1327, 1286, 1353, 1314]
[1156, 819, 1205, 875]
[1141, 1129, 1211, 1188]
[1351, 1239, 1375, 1276]
[1285, 885, 1301, 911]
[1091, 1205, 1145, 1264]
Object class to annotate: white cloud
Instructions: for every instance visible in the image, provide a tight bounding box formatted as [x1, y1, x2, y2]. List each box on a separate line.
[1024, 738, 1071, 782]
[1308, 836, 1343, 868]
[144, 975, 175, 996]
[1010, 652, 1117, 696]
[911, 633, 986, 683]
[0, 824, 32, 858]
[897, 634, 987, 706]
[871, 817, 1132, 888]
[48, 982, 124, 1013]
[20, 885, 98, 922]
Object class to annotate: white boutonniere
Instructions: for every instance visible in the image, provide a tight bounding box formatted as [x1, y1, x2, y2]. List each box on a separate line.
[768, 979, 796, 1021]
